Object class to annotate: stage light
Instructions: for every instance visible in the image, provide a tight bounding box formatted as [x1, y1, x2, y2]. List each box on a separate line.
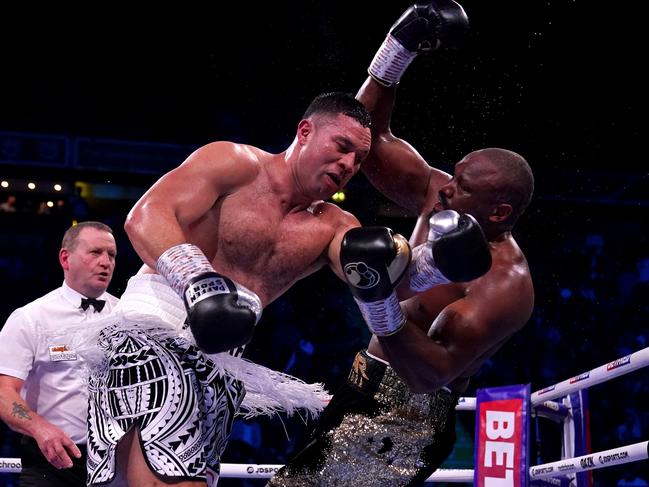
[27, 182, 36, 190]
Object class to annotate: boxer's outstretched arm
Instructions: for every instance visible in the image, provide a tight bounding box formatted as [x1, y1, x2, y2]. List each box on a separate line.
[356, 1, 469, 214]
[125, 141, 259, 269]
[340, 226, 412, 337]
[326, 212, 362, 281]
[125, 142, 263, 354]
[357, 78, 448, 215]
[378, 269, 534, 393]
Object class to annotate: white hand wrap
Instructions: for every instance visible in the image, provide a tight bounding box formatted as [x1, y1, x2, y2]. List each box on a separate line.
[157, 243, 214, 296]
[354, 292, 406, 337]
[408, 210, 459, 292]
[409, 244, 451, 292]
[157, 243, 263, 323]
[368, 34, 418, 87]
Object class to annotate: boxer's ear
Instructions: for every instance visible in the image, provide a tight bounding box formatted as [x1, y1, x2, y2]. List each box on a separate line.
[297, 119, 313, 145]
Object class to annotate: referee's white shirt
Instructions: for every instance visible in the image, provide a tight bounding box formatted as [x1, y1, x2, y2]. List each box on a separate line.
[0, 282, 118, 444]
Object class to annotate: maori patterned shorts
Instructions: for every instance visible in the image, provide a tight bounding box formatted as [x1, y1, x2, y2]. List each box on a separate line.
[86, 326, 245, 485]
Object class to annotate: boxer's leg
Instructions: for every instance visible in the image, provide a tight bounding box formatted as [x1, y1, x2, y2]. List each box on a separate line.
[111, 428, 206, 487]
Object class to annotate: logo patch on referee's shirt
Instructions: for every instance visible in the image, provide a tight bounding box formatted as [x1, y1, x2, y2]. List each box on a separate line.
[49, 345, 78, 361]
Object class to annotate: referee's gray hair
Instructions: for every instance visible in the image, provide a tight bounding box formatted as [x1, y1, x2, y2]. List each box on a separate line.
[61, 221, 113, 251]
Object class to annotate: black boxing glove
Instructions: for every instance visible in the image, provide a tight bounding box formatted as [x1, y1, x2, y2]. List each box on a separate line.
[341, 227, 411, 336]
[183, 272, 260, 354]
[157, 244, 262, 354]
[369, 1, 470, 87]
[409, 210, 492, 291]
[391, 1, 469, 52]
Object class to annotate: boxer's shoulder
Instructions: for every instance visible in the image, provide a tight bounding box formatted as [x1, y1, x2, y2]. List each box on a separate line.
[306, 200, 359, 228]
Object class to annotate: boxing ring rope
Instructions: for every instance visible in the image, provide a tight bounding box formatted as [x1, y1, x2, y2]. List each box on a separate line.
[530, 346, 649, 405]
[216, 465, 476, 481]
[528, 440, 648, 480]
[1, 347, 647, 482]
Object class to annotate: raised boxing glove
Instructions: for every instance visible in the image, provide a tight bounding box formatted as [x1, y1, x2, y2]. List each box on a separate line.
[157, 243, 262, 354]
[369, 1, 470, 87]
[340, 227, 411, 336]
[409, 210, 491, 291]
[390, 1, 470, 52]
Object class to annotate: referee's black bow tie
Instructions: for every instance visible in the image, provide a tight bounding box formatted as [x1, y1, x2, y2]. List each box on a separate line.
[80, 297, 106, 312]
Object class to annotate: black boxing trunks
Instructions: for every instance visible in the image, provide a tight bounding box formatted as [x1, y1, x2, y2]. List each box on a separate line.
[268, 349, 459, 487]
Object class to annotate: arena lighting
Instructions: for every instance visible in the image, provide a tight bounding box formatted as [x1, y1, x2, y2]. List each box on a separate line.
[0, 181, 8, 188]
[27, 182, 36, 190]
[47, 201, 54, 208]
[54, 184, 62, 191]
[332, 190, 346, 203]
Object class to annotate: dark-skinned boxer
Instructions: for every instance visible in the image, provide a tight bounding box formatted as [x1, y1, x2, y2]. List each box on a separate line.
[270, 1, 534, 485]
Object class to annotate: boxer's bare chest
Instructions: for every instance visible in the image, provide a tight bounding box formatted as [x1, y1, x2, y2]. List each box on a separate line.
[186, 186, 338, 304]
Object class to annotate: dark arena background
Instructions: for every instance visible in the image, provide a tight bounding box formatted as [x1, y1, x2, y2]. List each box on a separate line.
[0, 1, 647, 485]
